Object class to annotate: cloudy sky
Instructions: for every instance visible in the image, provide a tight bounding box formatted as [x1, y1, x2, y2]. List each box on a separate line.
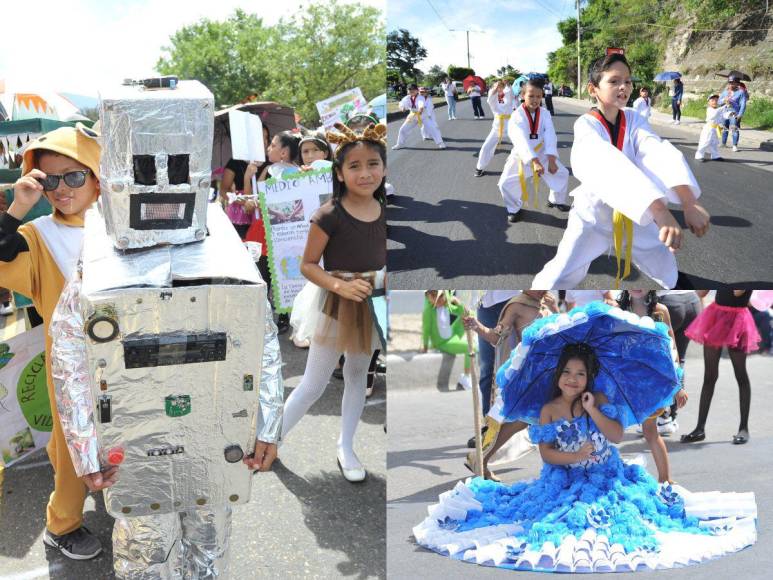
[1, 0, 384, 97]
[388, 0, 569, 77]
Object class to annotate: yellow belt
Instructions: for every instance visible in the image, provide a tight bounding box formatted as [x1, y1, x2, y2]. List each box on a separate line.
[496, 114, 511, 144]
[408, 110, 423, 128]
[517, 142, 544, 208]
[711, 123, 722, 140]
[612, 210, 634, 289]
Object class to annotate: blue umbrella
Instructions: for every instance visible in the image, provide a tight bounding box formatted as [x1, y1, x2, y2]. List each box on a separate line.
[496, 302, 681, 428]
[654, 71, 682, 82]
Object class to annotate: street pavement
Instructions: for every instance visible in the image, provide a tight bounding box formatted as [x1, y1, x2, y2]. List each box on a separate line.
[0, 326, 386, 580]
[386, 308, 773, 579]
[387, 97, 773, 289]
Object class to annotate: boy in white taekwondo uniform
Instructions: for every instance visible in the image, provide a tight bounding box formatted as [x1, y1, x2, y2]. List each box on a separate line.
[393, 84, 446, 150]
[497, 79, 570, 223]
[419, 86, 437, 140]
[632, 86, 652, 122]
[533, 54, 710, 290]
[474, 80, 514, 177]
[695, 94, 726, 162]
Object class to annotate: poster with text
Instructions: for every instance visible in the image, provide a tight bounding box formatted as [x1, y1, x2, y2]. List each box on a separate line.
[0, 325, 50, 467]
[316, 87, 366, 129]
[258, 167, 334, 311]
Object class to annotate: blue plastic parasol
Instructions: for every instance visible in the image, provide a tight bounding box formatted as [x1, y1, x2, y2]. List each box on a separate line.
[654, 72, 682, 82]
[496, 302, 681, 428]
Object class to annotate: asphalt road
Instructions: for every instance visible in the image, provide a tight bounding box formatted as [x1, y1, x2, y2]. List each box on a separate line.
[387, 338, 773, 579]
[387, 98, 773, 289]
[0, 328, 386, 580]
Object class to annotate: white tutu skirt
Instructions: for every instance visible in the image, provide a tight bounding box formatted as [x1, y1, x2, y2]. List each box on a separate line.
[290, 281, 326, 342]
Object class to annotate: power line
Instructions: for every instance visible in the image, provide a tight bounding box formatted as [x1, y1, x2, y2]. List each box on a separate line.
[424, 0, 452, 31]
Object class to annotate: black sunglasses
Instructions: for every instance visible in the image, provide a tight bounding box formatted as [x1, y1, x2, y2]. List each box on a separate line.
[36, 170, 91, 192]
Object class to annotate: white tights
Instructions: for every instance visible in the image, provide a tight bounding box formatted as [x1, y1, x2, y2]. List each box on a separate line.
[281, 340, 371, 468]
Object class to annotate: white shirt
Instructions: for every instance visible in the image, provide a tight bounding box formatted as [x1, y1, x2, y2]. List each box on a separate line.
[398, 94, 424, 112]
[632, 97, 652, 119]
[442, 82, 457, 97]
[469, 85, 481, 97]
[544, 82, 553, 96]
[508, 104, 559, 162]
[570, 108, 700, 227]
[487, 87, 514, 116]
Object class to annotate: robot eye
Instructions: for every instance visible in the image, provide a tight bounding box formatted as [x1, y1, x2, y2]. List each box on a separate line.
[133, 155, 156, 185]
[168, 154, 189, 185]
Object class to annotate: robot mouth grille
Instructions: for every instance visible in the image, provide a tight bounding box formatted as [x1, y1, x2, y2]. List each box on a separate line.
[141, 203, 186, 220]
[129, 192, 196, 230]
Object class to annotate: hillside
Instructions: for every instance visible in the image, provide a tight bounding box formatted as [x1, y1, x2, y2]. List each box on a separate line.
[548, 0, 773, 96]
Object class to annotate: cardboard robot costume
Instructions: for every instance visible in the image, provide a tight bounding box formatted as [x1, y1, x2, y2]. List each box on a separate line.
[50, 80, 283, 578]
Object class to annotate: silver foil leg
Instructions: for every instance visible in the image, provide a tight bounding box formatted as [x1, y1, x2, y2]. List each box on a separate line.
[180, 506, 232, 579]
[113, 513, 182, 579]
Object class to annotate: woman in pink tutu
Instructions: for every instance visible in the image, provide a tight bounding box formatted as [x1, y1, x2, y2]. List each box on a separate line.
[681, 290, 761, 445]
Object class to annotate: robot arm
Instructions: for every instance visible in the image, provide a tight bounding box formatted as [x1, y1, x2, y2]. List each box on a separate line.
[50, 271, 101, 477]
[256, 298, 284, 443]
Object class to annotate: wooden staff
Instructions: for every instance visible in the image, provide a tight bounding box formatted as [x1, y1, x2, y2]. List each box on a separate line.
[463, 304, 483, 477]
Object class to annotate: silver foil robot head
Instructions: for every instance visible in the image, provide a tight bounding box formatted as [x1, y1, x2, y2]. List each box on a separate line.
[99, 80, 215, 249]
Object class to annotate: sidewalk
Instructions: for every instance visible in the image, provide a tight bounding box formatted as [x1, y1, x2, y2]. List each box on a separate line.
[557, 96, 773, 150]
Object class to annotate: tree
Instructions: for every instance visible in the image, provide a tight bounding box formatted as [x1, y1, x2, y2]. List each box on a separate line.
[157, 2, 384, 125]
[387, 29, 427, 83]
[496, 64, 520, 78]
[424, 65, 447, 89]
[448, 66, 475, 80]
[156, 10, 276, 109]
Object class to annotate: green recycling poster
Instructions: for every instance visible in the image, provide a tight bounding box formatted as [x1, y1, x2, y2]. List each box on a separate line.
[0, 325, 51, 467]
[258, 167, 334, 312]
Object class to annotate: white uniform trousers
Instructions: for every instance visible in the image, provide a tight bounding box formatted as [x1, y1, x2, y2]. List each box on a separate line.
[498, 152, 569, 214]
[396, 112, 444, 146]
[695, 124, 722, 160]
[532, 209, 678, 289]
[476, 115, 512, 170]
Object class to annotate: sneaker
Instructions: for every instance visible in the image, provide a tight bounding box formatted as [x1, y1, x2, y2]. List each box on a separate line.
[438, 143, 447, 149]
[674, 120, 680, 125]
[391, 144, 402, 150]
[43, 527, 102, 560]
[507, 212, 522, 223]
[474, 169, 485, 177]
[556, 204, 572, 212]
[713, 157, 724, 161]
[732, 145, 738, 152]
[657, 415, 679, 435]
[0, 301, 13, 316]
[457, 373, 473, 390]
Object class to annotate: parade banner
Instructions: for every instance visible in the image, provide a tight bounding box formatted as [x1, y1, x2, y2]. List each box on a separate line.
[316, 87, 366, 128]
[258, 167, 334, 311]
[0, 325, 51, 467]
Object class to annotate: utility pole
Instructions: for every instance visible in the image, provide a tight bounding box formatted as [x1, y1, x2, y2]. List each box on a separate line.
[450, 29, 485, 71]
[576, 0, 582, 98]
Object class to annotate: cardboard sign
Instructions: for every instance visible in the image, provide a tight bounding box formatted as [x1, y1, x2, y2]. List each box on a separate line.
[229, 109, 265, 162]
[316, 88, 366, 128]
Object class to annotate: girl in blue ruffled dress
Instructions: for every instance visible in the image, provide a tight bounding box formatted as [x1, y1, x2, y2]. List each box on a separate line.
[414, 340, 757, 573]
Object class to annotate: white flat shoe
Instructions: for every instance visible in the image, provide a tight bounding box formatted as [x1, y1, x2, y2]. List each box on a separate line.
[337, 451, 366, 483]
[292, 336, 310, 348]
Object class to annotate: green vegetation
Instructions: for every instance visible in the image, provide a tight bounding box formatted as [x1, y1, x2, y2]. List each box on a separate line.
[659, 92, 773, 130]
[547, 0, 770, 95]
[157, 2, 384, 125]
